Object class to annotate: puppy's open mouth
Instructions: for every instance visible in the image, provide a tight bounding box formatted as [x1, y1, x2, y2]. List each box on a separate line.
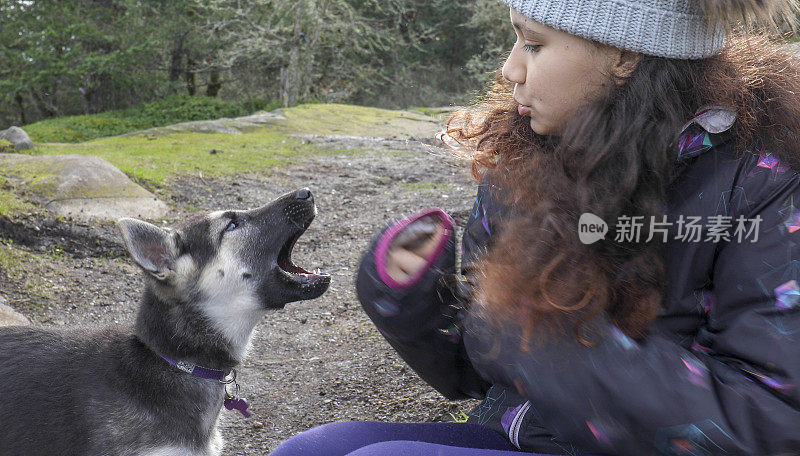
[277, 230, 331, 290]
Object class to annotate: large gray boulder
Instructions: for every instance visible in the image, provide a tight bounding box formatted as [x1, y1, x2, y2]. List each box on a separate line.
[0, 126, 35, 151]
[0, 153, 169, 221]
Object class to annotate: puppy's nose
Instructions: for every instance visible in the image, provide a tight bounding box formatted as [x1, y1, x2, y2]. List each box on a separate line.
[295, 188, 313, 201]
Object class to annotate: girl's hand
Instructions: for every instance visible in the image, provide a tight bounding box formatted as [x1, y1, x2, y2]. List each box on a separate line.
[385, 215, 445, 283]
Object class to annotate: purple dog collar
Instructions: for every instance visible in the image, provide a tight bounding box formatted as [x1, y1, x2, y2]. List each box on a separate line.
[160, 355, 230, 381]
[159, 354, 251, 418]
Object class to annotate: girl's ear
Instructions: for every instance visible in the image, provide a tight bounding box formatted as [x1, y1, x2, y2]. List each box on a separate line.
[117, 218, 179, 281]
[611, 49, 642, 86]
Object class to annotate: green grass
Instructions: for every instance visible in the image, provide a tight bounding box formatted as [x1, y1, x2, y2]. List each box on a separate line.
[276, 103, 438, 137]
[0, 239, 92, 318]
[0, 138, 15, 153]
[402, 181, 457, 194]
[411, 106, 449, 116]
[23, 101, 443, 144]
[0, 240, 55, 305]
[24, 95, 256, 143]
[35, 129, 315, 188]
[0, 175, 37, 217]
[0, 239, 24, 271]
[19, 103, 437, 190]
[2, 103, 438, 209]
[24, 113, 149, 143]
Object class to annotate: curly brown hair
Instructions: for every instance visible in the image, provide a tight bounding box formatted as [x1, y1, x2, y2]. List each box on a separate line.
[446, 31, 800, 345]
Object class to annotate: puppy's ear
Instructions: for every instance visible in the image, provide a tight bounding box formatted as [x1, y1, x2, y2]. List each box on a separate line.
[117, 218, 179, 281]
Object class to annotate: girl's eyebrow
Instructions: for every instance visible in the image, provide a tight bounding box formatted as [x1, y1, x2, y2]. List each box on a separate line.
[512, 22, 546, 39]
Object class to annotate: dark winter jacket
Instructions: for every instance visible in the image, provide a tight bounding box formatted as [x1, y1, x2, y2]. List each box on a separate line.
[356, 107, 800, 455]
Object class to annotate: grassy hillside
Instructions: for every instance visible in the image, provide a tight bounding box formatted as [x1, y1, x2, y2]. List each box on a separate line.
[35, 130, 314, 188]
[23, 96, 271, 143]
[0, 102, 445, 218]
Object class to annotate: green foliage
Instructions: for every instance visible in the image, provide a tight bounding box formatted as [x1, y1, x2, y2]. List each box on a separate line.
[135, 96, 248, 126]
[0, 0, 512, 126]
[0, 0, 167, 125]
[24, 114, 148, 143]
[241, 98, 281, 114]
[24, 96, 257, 143]
[0, 139, 15, 153]
[411, 107, 447, 116]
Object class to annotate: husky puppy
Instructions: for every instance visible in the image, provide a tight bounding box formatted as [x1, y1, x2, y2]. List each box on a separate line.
[0, 188, 330, 456]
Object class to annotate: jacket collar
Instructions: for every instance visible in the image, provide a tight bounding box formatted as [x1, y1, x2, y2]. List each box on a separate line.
[676, 105, 736, 161]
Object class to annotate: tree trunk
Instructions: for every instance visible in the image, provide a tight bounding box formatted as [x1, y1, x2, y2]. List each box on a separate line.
[169, 35, 186, 92]
[32, 90, 59, 119]
[206, 67, 222, 97]
[281, 48, 300, 108]
[185, 56, 197, 96]
[80, 86, 93, 115]
[80, 75, 94, 115]
[300, 2, 323, 102]
[281, 0, 305, 108]
[14, 92, 27, 125]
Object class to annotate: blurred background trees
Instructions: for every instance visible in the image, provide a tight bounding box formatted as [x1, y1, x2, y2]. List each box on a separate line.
[0, 0, 511, 127]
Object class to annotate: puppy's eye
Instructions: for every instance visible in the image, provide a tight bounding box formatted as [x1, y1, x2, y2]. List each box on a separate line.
[224, 220, 238, 232]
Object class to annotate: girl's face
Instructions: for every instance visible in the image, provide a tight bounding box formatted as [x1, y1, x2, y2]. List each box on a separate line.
[502, 9, 628, 136]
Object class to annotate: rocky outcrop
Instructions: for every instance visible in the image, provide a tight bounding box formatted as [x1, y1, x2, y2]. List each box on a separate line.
[0, 154, 169, 221]
[123, 110, 288, 137]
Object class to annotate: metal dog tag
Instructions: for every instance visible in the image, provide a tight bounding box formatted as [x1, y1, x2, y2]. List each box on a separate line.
[176, 361, 196, 374]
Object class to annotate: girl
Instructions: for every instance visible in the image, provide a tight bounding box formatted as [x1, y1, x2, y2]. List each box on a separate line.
[271, 0, 800, 454]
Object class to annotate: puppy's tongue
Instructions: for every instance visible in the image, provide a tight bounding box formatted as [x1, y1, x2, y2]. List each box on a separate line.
[278, 251, 328, 279]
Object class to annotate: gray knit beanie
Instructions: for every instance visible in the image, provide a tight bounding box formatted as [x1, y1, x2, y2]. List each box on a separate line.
[501, 0, 799, 59]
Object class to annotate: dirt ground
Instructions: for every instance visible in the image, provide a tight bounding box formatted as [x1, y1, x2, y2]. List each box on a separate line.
[0, 134, 481, 454]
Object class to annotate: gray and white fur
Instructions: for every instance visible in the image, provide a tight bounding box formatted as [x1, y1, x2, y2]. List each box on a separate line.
[0, 188, 330, 456]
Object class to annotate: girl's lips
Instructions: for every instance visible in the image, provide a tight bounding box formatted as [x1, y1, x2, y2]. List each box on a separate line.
[518, 104, 532, 116]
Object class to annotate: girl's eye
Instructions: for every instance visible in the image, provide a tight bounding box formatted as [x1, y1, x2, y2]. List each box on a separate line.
[224, 220, 238, 232]
[523, 44, 541, 54]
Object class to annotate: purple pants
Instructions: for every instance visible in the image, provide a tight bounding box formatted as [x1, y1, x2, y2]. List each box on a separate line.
[269, 421, 559, 455]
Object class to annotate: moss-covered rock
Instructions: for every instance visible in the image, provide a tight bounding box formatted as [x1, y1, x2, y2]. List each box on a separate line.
[0, 127, 34, 150]
[27, 103, 450, 144]
[275, 104, 446, 140]
[0, 154, 169, 221]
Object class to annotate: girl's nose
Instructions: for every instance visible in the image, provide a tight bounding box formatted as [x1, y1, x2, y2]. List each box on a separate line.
[502, 47, 526, 84]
